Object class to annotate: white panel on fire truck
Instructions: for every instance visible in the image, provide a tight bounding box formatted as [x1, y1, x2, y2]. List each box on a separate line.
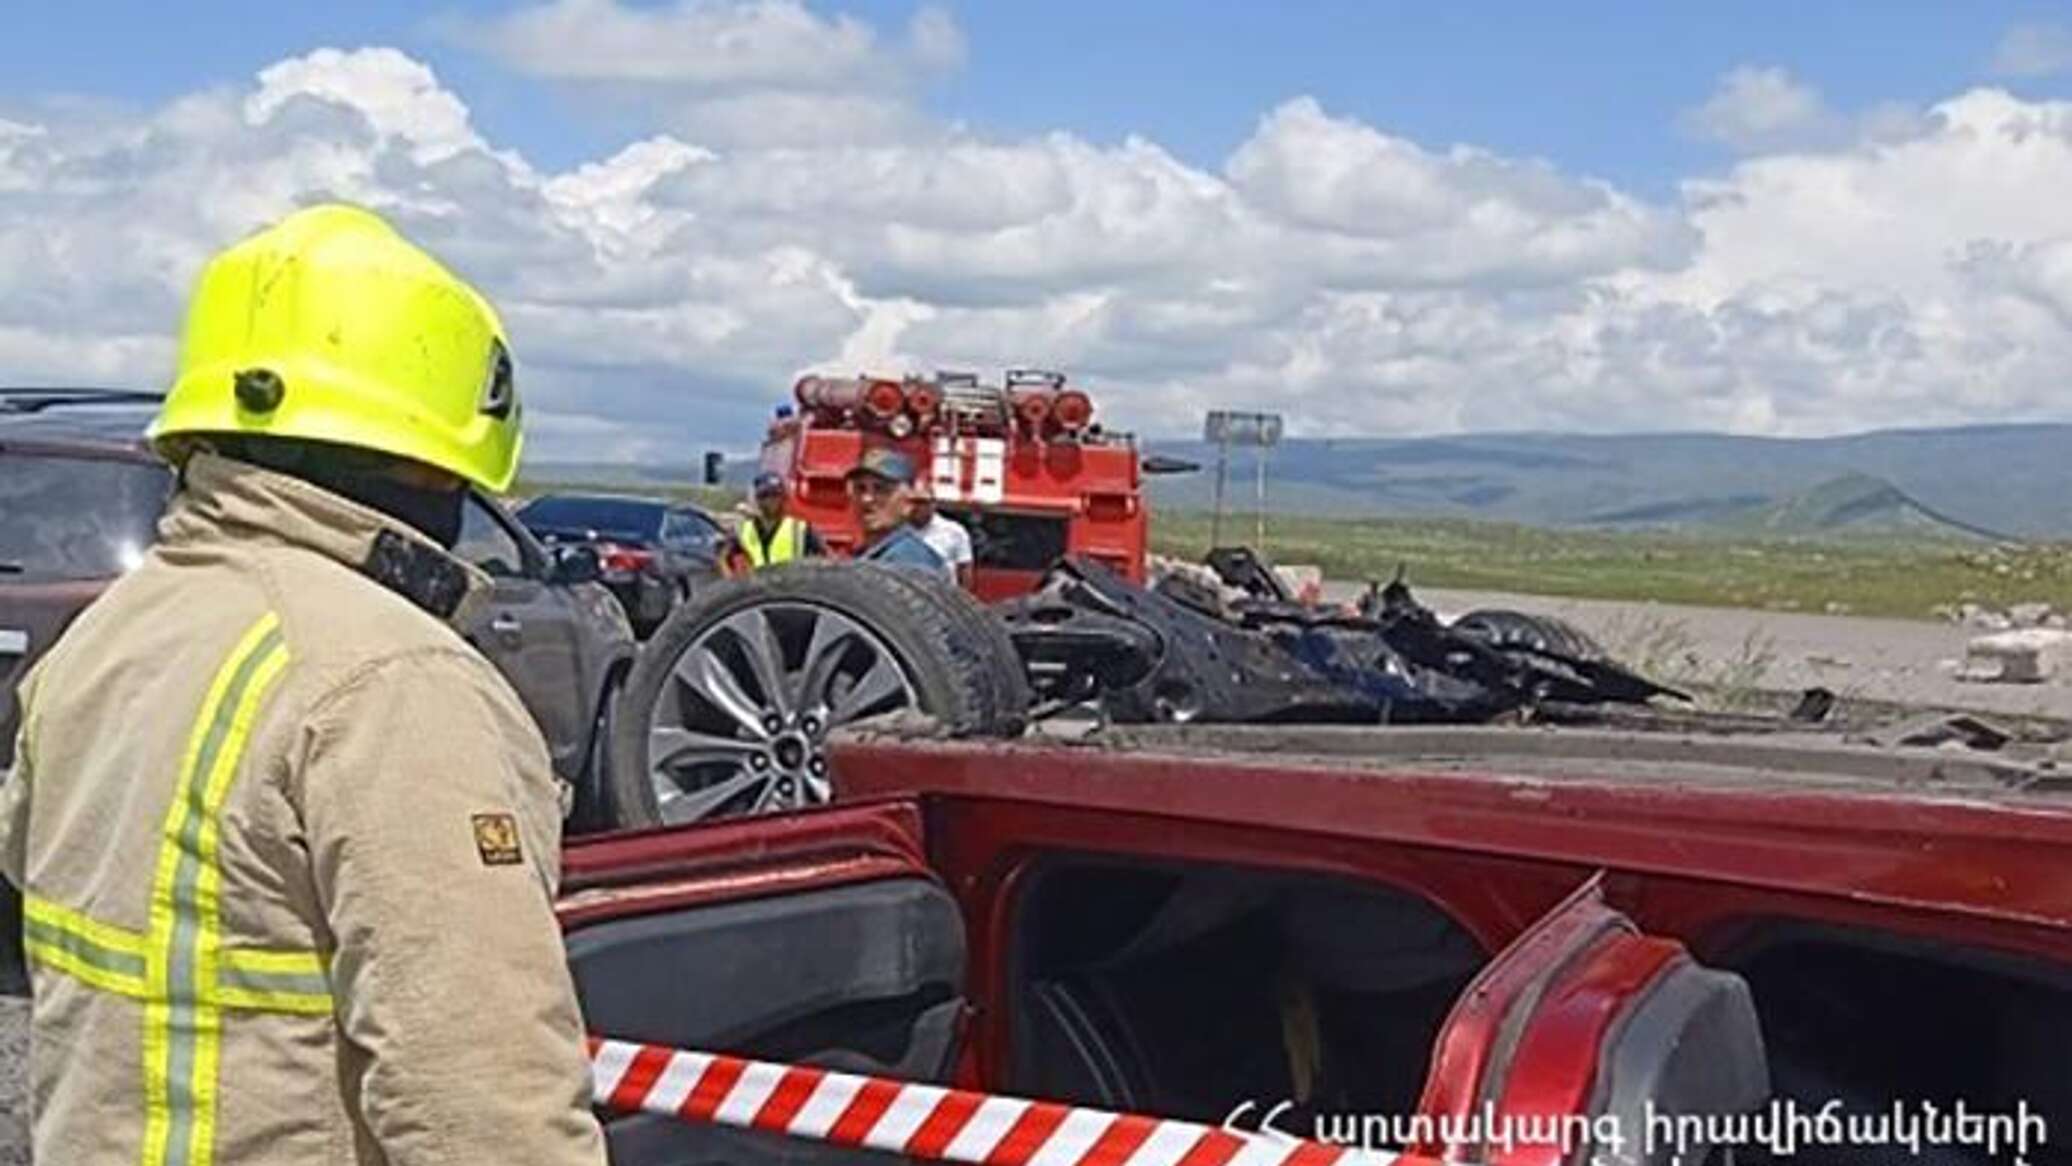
[972, 438, 1006, 504]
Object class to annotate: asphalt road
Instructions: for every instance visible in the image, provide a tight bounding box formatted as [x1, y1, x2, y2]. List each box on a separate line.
[1336, 584, 2072, 720]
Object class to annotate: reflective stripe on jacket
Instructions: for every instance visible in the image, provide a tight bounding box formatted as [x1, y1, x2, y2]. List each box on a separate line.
[0, 452, 605, 1166]
[738, 515, 806, 567]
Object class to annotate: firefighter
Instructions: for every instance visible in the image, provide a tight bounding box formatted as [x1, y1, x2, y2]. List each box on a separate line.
[846, 448, 947, 571]
[727, 471, 822, 574]
[0, 205, 605, 1164]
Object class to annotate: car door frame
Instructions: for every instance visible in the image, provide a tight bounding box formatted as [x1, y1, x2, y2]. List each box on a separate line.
[559, 798, 971, 1166]
[456, 492, 599, 778]
[1413, 876, 1769, 1166]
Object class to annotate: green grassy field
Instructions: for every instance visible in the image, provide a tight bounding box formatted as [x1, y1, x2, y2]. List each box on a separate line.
[1149, 511, 2072, 621]
[516, 478, 2072, 622]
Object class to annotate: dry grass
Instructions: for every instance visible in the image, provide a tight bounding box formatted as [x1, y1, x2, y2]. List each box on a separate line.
[1596, 612, 1780, 710]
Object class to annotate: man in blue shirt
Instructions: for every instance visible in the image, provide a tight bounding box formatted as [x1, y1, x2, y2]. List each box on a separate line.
[847, 447, 947, 573]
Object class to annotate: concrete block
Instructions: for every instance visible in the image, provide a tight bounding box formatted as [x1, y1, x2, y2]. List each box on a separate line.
[1962, 629, 2072, 683]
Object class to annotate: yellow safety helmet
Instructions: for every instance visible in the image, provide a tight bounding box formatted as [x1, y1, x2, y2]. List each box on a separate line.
[149, 203, 523, 493]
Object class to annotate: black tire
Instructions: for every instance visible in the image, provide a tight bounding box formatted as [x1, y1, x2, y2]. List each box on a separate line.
[608, 562, 1018, 829]
[869, 567, 1033, 738]
[1451, 609, 1605, 661]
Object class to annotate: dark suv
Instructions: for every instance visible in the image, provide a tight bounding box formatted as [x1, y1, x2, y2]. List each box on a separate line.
[0, 390, 636, 822]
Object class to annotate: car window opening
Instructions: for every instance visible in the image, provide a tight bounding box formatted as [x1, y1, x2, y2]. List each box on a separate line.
[1008, 858, 1485, 1127]
[0, 454, 171, 581]
[1710, 925, 2072, 1166]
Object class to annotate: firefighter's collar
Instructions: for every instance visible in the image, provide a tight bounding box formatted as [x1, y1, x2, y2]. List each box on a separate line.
[162, 452, 493, 623]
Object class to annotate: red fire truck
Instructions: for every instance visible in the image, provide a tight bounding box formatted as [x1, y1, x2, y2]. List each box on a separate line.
[759, 369, 1148, 602]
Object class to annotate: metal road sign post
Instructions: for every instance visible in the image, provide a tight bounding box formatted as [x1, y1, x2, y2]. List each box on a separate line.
[1203, 410, 1283, 552]
[1255, 441, 1269, 549]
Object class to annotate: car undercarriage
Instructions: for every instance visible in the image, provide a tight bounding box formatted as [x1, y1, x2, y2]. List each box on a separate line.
[996, 551, 1685, 726]
[607, 550, 1891, 832]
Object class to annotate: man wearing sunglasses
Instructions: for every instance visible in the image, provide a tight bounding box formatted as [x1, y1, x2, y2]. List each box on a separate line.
[845, 448, 947, 573]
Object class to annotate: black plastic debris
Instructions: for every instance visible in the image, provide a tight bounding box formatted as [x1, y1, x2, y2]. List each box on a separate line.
[995, 553, 1686, 725]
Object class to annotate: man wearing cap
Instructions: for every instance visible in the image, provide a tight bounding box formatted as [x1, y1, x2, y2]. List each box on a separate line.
[846, 448, 947, 572]
[728, 471, 822, 574]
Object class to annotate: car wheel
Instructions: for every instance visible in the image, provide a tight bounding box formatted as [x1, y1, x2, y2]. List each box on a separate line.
[608, 562, 1022, 829]
[866, 566, 1033, 738]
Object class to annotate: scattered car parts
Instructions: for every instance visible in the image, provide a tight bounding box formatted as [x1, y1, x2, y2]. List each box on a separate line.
[996, 555, 1685, 726]
[612, 549, 1690, 828]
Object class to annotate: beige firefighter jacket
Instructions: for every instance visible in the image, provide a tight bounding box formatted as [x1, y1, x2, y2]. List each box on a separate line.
[0, 452, 606, 1165]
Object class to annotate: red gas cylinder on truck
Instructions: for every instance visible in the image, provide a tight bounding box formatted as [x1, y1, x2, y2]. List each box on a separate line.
[761, 369, 1146, 601]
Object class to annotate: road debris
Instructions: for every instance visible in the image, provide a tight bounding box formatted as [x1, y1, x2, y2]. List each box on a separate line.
[1962, 629, 2072, 684]
[1862, 712, 2016, 751]
[997, 552, 1684, 725]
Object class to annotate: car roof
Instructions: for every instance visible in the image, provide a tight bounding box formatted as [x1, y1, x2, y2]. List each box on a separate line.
[833, 728, 2072, 931]
[0, 389, 161, 457]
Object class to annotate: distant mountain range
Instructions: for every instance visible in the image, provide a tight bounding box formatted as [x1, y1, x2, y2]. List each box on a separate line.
[1136, 424, 2072, 539]
[1622, 473, 2010, 540]
[527, 421, 2072, 540]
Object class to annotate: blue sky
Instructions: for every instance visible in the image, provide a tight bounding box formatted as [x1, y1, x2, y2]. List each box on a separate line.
[9, 1, 2069, 192]
[7, 2, 2072, 455]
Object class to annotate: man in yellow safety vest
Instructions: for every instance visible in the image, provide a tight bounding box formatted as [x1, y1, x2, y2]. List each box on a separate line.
[728, 471, 822, 574]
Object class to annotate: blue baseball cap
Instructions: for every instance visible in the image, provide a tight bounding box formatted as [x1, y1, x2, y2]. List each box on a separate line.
[752, 471, 786, 496]
[846, 446, 918, 485]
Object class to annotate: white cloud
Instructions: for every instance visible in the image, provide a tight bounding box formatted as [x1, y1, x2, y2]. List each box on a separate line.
[1992, 21, 2072, 78]
[1660, 90, 2072, 304]
[1618, 86, 2072, 432]
[461, 0, 960, 148]
[1227, 98, 1695, 287]
[665, 90, 930, 149]
[542, 134, 710, 240]
[476, 0, 869, 86]
[4, 44, 2072, 464]
[1683, 66, 1835, 151]
[1681, 65, 1926, 154]
[248, 48, 486, 163]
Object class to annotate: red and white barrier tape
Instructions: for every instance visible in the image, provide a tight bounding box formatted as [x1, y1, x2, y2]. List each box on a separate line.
[589, 1038, 1396, 1166]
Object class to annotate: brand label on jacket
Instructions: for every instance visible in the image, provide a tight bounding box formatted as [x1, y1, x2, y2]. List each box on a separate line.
[471, 813, 524, 866]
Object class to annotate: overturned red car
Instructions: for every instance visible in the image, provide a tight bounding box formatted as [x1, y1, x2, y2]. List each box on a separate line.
[563, 720, 2070, 1166]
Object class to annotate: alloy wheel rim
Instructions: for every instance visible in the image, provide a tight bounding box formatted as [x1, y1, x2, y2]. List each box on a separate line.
[645, 601, 918, 823]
